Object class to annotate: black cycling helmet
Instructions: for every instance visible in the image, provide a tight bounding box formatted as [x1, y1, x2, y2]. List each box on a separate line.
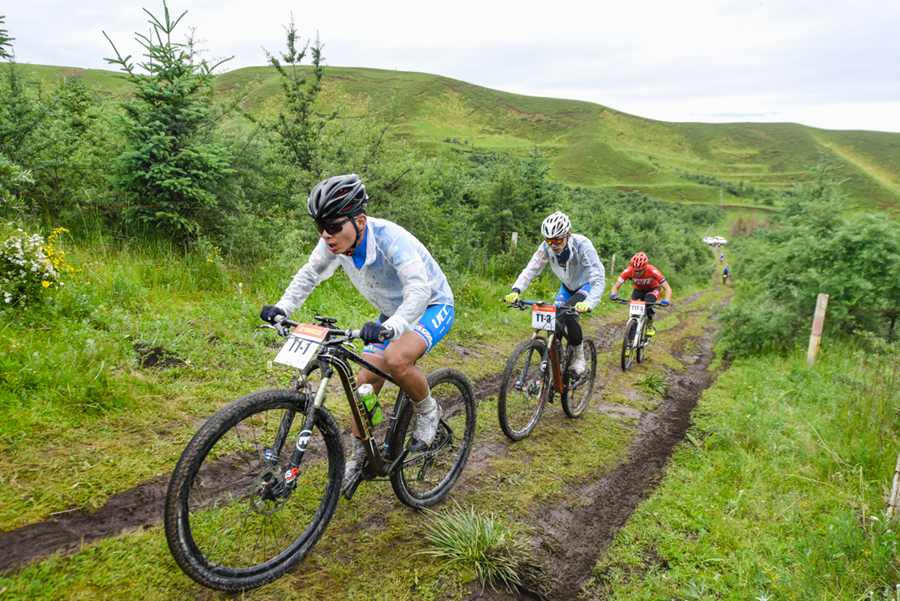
[307, 174, 368, 221]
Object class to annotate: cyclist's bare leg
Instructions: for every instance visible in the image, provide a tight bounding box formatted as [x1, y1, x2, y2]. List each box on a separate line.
[355, 332, 429, 437]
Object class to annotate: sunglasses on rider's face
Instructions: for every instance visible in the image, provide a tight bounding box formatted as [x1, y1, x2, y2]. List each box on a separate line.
[315, 218, 352, 235]
[545, 235, 567, 245]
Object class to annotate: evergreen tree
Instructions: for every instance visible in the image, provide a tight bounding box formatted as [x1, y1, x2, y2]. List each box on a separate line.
[104, 2, 234, 240]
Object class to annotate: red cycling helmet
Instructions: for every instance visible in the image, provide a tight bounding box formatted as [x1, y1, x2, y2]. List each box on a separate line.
[630, 252, 648, 270]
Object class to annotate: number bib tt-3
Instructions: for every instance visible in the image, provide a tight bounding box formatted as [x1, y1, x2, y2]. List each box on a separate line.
[532, 304, 556, 331]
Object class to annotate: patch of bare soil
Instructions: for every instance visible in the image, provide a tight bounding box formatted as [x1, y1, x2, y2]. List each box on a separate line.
[1, 293, 727, 595]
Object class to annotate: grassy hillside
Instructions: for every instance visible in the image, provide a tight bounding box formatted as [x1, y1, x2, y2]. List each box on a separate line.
[19, 62, 900, 213]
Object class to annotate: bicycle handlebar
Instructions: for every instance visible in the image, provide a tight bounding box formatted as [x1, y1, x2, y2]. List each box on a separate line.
[504, 299, 590, 314]
[611, 298, 667, 308]
[265, 315, 388, 344]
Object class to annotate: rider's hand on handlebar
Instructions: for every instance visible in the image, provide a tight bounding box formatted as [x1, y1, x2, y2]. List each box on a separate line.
[575, 301, 591, 314]
[360, 321, 393, 344]
[609, 294, 618, 300]
[660, 300, 670, 307]
[260, 305, 287, 324]
[504, 291, 520, 304]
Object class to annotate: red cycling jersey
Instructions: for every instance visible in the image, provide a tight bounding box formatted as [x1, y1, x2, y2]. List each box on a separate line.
[617, 264, 666, 291]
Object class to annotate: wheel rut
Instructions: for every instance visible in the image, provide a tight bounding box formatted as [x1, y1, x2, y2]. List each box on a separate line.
[1, 291, 729, 599]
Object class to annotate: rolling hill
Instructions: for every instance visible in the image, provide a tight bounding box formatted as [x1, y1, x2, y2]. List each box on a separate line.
[20, 63, 900, 213]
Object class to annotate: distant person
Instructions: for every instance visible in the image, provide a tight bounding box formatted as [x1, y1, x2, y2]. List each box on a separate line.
[504, 211, 605, 374]
[723, 266, 730, 284]
[609, 252, 672, 336]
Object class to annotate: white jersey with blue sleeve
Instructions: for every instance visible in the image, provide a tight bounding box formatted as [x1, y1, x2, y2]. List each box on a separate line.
[275, 217, 454, 338]
[512, 233, 606, 309]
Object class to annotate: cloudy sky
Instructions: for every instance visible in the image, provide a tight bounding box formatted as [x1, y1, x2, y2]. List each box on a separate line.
[6, 1, 900, 133]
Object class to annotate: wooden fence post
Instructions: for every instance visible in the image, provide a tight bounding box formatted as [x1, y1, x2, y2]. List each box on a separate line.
[807, 293, 829, 365]
[888, 448, 900, 520]
[609, 253, 616, 278]
[510, 232, 517, 254]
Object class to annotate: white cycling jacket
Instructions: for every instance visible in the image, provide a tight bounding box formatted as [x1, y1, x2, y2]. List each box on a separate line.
[275, 217, 454, 337]
[512, 233, 606, 309]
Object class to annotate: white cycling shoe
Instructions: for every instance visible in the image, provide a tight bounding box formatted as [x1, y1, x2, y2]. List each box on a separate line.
[570, 358, 587, 375]
[409, 396, 442, 452]
[342, 437, 366, 497]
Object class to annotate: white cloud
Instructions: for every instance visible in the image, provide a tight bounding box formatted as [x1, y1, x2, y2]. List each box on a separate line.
[6, 0, 900, 132]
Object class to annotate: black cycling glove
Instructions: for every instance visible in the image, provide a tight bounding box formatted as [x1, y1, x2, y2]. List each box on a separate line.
[360, 321, 393, 344]
[260, 305, 287, 323]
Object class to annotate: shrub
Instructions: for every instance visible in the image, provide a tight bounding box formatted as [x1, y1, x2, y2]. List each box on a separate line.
[419, 502, 540, 592]
[0, 225, 68, 306]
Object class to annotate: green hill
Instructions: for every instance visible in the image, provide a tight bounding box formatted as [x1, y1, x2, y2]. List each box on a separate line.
[21, 63, 900, 212]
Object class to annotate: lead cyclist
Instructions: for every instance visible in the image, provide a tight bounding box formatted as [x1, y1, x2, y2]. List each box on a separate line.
[259, 174, 455, 493]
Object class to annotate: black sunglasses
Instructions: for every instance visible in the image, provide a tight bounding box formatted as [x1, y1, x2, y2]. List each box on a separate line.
[315, 218, 352, 235]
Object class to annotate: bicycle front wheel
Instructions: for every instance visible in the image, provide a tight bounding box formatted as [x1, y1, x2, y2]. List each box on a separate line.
[164, 389, 344, 592]
[498, 338, 551, 441]
[621, 319, 638, 371]
[389, 368, 477, 508]
[561, 337, 596, 418]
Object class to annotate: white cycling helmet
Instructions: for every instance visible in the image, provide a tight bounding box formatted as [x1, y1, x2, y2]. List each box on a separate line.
[541, 211, 571, 239]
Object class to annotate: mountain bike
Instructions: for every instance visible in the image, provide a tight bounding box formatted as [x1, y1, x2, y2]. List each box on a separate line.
[164, 315, 477, 592]
[614, 298, 663, 371]
[497, 300, 597, 441]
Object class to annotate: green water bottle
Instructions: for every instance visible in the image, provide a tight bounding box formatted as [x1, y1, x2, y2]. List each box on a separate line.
[358, 383, 383, 425]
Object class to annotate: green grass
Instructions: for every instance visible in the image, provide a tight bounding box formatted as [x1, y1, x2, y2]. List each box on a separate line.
[20, 62, 900, 213]
[586, 339, 900, 600]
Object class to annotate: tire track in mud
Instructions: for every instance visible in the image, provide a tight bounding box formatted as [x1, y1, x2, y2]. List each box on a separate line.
[0, 291, 728, 587]
[461, 291, 729, 601]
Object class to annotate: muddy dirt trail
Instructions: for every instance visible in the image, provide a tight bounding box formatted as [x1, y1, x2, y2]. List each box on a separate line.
[462, 292, 726, 601]
[1, 289, 729, 600]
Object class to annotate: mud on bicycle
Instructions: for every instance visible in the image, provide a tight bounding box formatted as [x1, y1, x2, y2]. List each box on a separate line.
[497, 299, 598, 441]
[164, 315, 477, 592]
[613, 298, 667, 371]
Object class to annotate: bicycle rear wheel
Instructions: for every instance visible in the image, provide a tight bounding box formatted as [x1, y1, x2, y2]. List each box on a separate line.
[388, 368, 477, 508]
[621, 319, 638, 371]
[164, 389, 344, 592]
[636, 319, 648, 364]
[498, 338, 551, 441]
[561, 336, 596, 418]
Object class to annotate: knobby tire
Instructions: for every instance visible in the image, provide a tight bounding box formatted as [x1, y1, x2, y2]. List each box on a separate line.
[498, 338, 552, 441]
[621, 319, 638, 371]
[561, 336, 597, 418]
[388, 368, 477, 508]
[164, 389, 344, 592]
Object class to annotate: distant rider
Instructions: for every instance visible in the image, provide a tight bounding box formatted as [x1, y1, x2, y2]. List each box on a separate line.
[259, 174, 454, 492]
[608, 252, 672, 336]
[504, 211, 605, 374]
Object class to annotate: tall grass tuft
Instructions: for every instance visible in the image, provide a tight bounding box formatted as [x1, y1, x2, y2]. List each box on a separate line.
[420, 502, 538, 593]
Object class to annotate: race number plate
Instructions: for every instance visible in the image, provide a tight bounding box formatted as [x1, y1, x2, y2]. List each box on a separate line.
[274, 323, 329, 369]
[532, 304, 556, 331]
[629, 300, 646, 317]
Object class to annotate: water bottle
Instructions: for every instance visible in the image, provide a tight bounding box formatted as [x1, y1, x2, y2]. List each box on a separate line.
[358, 383, 383, 425]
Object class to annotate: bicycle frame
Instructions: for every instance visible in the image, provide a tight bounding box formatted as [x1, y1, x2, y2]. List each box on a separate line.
[516, 301, 577, 395]
[267, 319, 408, 495]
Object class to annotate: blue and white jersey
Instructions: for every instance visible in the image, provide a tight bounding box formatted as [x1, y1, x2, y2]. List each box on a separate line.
[276, 217, 454, 337]
[512, 233, 606, 309]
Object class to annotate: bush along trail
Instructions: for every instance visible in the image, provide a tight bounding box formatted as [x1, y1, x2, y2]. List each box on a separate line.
[0, 285, 731, 600]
